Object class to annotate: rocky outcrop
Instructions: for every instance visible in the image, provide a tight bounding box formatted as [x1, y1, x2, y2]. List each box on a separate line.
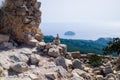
[10, 62, 29, 73]
[0, 36, 120, 80]
[0, 0, 43, 45]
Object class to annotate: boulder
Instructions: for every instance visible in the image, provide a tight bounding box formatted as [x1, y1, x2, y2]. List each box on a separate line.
[72, 59, 83, 69]
[29, 74, 39, 80]
[30, 54, 40, 65]
[96, 75, 104, 80]
[105, 73, 116, 80]
[38, 41, 46, 50]
[117, 72, 120, 80]
[0, 42, 14, 49]
[71, 76, 84, 80]
[35, 34, 43, 42]
[55, 56, 67, 69]
[45, 43, 52, 49]
[14, 0, 24, 7]
[65, 52, 73, 60]
[56, 66, 68, 78]
[72, 69, 86, 76]
[59, 44, 67, 56]
[34, 10, 41, 17]
[0, 66, 4, 77]
[80, 73, 93, 80]
[26, 39, 39, 47]
[16, 7, 26, 16]
[45, 73, 56, 80]
[0, 55, 11, 70]
[23, 17, 31, 24]
[48, 48, 60, 57]
[71, 51, 80, 59]
[65, 59, 72, 69]
[72, 69, 93, 80]
[10, 54, 29, 63]
[0, 34, 9, 42]
[11, 62, 29, 73]
[34, 2, 41, 10]
[20, 48, 32, 56]
[103, 62, 113, 75]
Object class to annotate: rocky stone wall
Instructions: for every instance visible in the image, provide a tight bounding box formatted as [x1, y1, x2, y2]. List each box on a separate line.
[0, 0, 43, 44]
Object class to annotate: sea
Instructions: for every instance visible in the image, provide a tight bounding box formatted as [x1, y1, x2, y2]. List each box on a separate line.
[40, 23, 120, 40]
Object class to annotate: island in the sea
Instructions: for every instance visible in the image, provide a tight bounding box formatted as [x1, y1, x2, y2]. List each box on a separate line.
[64, 31, 76, 36]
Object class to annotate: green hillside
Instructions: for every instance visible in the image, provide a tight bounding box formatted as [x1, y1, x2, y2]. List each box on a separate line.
[44, 36, 112, 54]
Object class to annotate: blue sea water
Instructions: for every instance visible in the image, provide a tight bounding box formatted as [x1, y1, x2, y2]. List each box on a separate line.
[40, 23, 120, 40]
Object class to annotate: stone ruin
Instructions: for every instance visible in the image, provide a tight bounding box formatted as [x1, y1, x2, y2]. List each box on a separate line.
[0, 0, 43, 46]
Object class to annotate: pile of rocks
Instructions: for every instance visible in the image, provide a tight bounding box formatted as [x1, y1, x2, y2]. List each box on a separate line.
[0, 0, 43, 45]
[1, 34, 120, 80]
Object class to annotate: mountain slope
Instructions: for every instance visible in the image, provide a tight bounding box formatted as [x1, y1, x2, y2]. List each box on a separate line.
[44, 36, 113, 54]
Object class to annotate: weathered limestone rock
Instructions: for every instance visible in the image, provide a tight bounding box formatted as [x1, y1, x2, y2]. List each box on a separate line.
[56, 66, 68, 78]
[0, 0, 43, 45]
[117, 72, 120, 80]
[72, 59, 83, 69]
[59, 44, 67, 56]
[35, 34, 43, 42]
[0, 34, 9, 42]
[55, 56, 67, 69]
[48, 47, 60, 57]
[26, 39, 39, 47]
[0, 66, 4, 77]
[30, 54, 40, 65]
[65, 59, 72, 69]
[70, 76, 84, 80]
[103, 62, 113, 75]
[72, 69, 86, 76]
[0, 42, 14, 49]
[71, 51, 81, 59]
[72, 69, 93, 80]
[105, 73, 116, 80]
[16, 7, 26, 16]
[10, 54, 29, 63]
[45, 73, 56, 80]
[10, 62, 28, 73]
[35, 2, 41, 10]
[96, 75, 104, 80]
[20, 48, 32, 56]
[29, 74, 39, 80]
[0, 55, 11, 70]
[14, 0, 24, 7]
[38, 41, 46, 50]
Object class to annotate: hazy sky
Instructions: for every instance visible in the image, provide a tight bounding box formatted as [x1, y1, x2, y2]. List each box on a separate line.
[41, 0, 120, 24]
[40, 0, 120, 39]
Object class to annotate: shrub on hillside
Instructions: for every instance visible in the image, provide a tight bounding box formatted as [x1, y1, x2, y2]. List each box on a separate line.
[88, 54, 102, 67]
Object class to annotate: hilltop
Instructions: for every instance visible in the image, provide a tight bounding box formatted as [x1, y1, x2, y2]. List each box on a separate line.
[44, 36, 113, 54]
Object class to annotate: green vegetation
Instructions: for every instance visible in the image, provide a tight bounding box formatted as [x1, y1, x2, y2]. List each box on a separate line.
[88, 54, 102, 67]
[44, 36, 112, 54]
[104, 38, 120, 55]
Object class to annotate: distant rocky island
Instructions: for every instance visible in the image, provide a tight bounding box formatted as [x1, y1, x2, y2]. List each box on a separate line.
[64, 31, 76, 36]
